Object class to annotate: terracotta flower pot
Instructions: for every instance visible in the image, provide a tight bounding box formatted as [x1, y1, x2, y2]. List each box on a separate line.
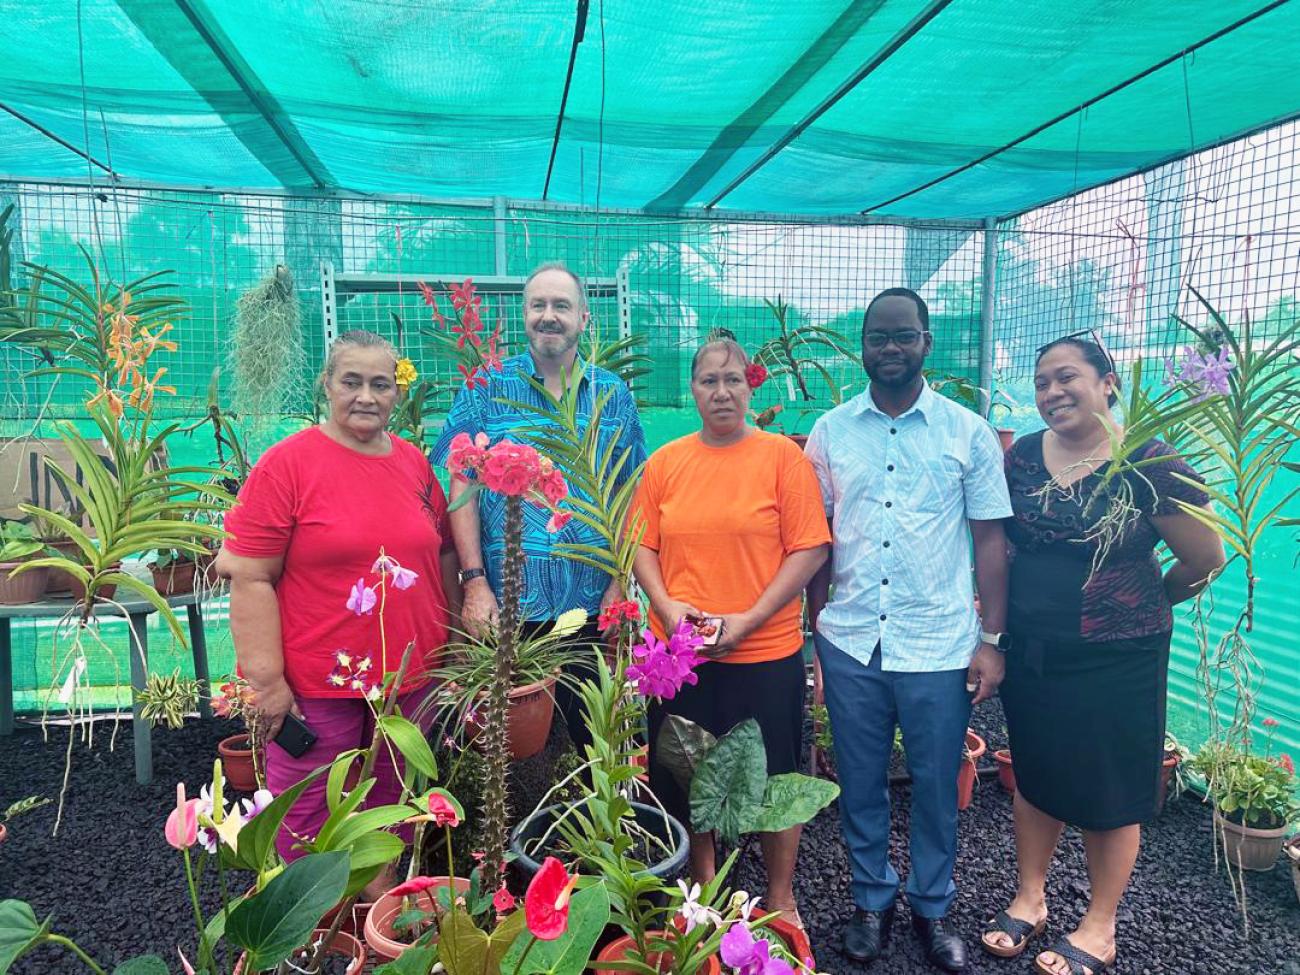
[67, 566, 120, 605]
[1285, 837, 1300, 905]
[957, 729, 986, 811]
[1213, 810, 1288, 871]
[993, 749, 1016, 794]
[320, 899, 373, 939]
[997, 428, 1015, 452]
[43, 539, 84, 595]
[464, 676, 558, 760]
[0, 563, 48, 605]
[364, 876, 471, 964]
[151, 558, 198, 596]
[1154, 750, 1180, 814]
[595, 932, 722, 974]
[233, 928, 366, 974]
[218, 734, 259, 792]
[767, 916, 815, 970]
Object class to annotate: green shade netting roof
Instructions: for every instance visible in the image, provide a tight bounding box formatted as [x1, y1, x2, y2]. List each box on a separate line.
[1, 0, 1297, 219]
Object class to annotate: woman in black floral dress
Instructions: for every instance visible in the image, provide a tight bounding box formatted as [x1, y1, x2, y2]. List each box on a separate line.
[981, 337, 1224, 975]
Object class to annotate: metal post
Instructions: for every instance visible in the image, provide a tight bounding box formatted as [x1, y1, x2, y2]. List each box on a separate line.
[320, 260, 337, 349]
[493, 196, 508, 276]
[978, 215, 998, 417]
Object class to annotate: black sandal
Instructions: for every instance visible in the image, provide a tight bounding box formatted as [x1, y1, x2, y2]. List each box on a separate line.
[981, 910, 1046, 958]
[1033, 937, 1114, 975]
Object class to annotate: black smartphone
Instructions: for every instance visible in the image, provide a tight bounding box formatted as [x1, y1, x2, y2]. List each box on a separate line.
[273, 712, 317, 759]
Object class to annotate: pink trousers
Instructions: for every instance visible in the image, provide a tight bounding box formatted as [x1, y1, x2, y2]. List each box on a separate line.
[266, 683, 438, 861]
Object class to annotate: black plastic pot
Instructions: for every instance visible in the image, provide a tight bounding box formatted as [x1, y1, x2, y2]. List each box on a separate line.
[509, 800, 689, 881]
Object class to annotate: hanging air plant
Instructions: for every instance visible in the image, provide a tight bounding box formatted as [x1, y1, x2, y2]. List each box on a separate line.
[230, 264, 303, 418]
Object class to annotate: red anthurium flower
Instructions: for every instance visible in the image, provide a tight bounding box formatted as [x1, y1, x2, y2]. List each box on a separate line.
[389, 876, 441, 898]
[525, 857, 578, 940]
[427, 792, 461, 827]
[493, 886, 516, 912]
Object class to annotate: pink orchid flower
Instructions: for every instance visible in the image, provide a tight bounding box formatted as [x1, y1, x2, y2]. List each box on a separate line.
[346, 578, 377, 615]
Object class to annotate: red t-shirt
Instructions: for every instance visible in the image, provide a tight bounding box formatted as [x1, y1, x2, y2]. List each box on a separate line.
[223, 427, 453, 698]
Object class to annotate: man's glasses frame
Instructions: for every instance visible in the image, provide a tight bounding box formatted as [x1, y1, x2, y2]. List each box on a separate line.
[863, 328, 927, 351]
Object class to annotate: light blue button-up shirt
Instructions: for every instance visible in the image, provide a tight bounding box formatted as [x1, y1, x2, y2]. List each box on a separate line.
[805, 382, 1012, 672]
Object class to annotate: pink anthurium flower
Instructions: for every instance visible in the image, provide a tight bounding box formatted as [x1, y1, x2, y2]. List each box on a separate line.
[165, 782, 200, 849]
[389, 875, 442, 898]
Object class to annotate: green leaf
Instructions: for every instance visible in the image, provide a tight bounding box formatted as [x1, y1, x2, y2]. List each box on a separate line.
[378, 715, 439, 781]
[689, 719, 768, 843]
[225, 771, 326, 873]
[0, 900, 49, 974]
[373, 945, 438, 974]
[437, 908, 489, 975]
[486, 909, 527, 971]
[654, 715, 717, 795]
[743, 773, 840, 834]
[447, 480, 485, 513]
[317, 803, 413, 854]
[339, 831, 405, 897]
[111, 956, 170, 975]
[499, 883, 609, 975]
[225, 850, 350, 972]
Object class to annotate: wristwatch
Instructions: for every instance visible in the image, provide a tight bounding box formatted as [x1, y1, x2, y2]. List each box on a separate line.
[458, 567, 487, 585]
[980, 630, 1013, 652]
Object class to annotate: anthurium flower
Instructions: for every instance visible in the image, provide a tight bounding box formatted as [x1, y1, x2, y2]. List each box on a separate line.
[525, 857, 578, 941]
[427, 792, 461, 827]
[493, 886, 516, 912]
[165, 782, 200, 849]
[389, 875, 442, 898]
[347, 579, 377, 615]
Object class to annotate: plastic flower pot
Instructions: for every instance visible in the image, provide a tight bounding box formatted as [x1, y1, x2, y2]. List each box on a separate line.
[43, 539, 84, 595]
[150, 558, 197, 596]
[463, 675, 558, 760]
[594, 932, 721, 975]
[993, 748, 1016, 794]
[218, 734, 259, 792]
[957, 729, 986, 811]
[363, 876, 471, 964]
[510, 801, 688, 883]
[0, 563, 48, 605]
[320, 899, 374, 939]
[233, 928, 366, 974]
[1213, 810, 1289, 871]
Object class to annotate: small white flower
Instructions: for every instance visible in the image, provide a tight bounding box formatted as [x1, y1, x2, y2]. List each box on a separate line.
[677, 879, 722, 932]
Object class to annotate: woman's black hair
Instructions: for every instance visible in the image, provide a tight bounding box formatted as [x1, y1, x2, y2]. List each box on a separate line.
[1035, 336, 1120, 407]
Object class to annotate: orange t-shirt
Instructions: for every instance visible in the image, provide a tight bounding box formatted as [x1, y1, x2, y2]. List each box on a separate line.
[633, 430, 831, 664]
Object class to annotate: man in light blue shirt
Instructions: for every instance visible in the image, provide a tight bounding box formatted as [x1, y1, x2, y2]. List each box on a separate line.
[806, 288, 1012, 973]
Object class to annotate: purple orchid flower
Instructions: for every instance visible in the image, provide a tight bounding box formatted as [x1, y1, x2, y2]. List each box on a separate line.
[626, 620, 706, 701]
[372, 554, 419, 590]
[1163, 344, 1234, 402]
[720, 923, 795, 975]
[346, 578, 377, 615]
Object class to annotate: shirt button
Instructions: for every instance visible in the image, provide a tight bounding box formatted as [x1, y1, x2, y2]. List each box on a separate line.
[890, 427, 897, 434]
[887, 464, 895, 472]
[880, 614, 887, 621]
[882, 578, 889, 585]
[885, 501, 892, 508]
[883, 540, 891, 548]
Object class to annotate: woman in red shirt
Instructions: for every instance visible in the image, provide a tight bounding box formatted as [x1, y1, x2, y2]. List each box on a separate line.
[217, 330, 458, 898]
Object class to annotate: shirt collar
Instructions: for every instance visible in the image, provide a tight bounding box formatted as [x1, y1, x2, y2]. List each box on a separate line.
[852, 380, 934, 425]
[515, 352, 591, 387]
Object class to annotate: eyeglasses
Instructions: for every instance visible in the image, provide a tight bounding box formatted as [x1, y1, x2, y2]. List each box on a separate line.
[863, 328, 926, 350]
[1037, 328, 1116, 375]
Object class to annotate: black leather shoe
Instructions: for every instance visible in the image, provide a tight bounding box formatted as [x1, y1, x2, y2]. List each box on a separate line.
[912, 914, 968, 972]
[842, 904, 895, 963]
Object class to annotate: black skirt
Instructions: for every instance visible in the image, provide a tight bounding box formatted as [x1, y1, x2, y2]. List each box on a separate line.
[1000, 631, 1170, 830]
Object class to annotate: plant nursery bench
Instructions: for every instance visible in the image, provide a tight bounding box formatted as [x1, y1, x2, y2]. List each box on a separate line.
[0, 592, 211, 785]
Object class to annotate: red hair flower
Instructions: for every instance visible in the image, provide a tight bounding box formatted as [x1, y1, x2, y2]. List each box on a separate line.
[525, 857, 578, 941]
[745, 363, 768, 389]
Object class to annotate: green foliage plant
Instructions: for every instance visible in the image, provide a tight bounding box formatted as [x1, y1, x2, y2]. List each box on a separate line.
[135, 668, 202, 731]
[752, 296, 855, 407]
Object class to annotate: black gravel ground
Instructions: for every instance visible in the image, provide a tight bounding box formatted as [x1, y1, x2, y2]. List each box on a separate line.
[2, 703, 1298, 974]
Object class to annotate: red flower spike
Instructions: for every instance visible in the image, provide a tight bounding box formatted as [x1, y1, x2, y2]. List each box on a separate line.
[525, 856, 578, 941]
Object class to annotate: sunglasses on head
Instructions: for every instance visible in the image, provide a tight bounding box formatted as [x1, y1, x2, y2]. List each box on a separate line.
[1037, 328, 1116, 375]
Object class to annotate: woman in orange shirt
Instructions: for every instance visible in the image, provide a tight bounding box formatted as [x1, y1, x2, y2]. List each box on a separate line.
[633, 336, 831, 927]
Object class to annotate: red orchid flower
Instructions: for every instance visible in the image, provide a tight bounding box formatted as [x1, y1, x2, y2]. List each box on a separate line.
[450, 278, 481, 313]
[525, 857, 578, 941]
[459, 363, 488, 389]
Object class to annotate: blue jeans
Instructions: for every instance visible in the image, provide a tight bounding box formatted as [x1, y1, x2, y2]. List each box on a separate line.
[815, 632, 971, 918]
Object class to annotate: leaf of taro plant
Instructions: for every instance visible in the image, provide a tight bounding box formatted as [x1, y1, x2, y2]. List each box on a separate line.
[690, 719, 767, 843]
[111, 956, 170, 975]
[743, 772, 841, 835]
[0, 899, 50, 974]
[437, 908, 489, 975]
[655, 714, 717, 795]
[225, 850, 350, 972]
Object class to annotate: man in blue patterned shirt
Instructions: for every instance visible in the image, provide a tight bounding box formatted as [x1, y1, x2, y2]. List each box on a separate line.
[430, 262, 647, 749]
[806, 288, 1012, 973]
